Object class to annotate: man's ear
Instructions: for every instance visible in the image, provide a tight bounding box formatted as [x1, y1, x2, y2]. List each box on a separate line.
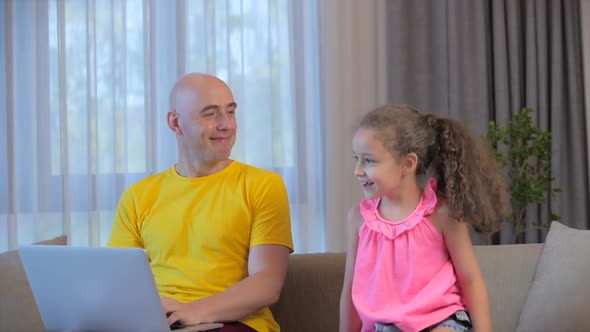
[167, 110, 182, 135]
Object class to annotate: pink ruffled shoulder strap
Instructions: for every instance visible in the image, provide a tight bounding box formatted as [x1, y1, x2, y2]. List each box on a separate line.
[359, 178, 438, 239]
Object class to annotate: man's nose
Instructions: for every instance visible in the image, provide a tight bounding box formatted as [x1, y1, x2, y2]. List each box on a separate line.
[217, 113, 235, 130]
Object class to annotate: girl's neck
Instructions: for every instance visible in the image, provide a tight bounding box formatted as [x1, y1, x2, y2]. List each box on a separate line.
[379, 182, 423, 223]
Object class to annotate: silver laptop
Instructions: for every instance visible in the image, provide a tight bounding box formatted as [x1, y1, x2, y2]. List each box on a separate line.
[19, 245, 223, 332]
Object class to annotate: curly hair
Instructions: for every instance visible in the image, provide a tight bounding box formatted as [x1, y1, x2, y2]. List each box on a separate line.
[359, 104, 510, 234]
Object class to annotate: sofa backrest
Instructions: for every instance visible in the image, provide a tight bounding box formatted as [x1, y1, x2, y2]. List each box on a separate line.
[273, 244, 544, 332]
[474, 243, 543, 332]
[272, 252, 346, 332]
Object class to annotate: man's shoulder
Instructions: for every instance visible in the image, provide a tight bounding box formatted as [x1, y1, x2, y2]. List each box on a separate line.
[125, 168, 172, 192]
[232, 161, 281, 180]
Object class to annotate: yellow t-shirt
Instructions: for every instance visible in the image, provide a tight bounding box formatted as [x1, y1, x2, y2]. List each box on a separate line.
[108, 161, 293, 332]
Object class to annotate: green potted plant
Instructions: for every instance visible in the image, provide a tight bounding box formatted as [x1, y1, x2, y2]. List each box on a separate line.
[486, 108, 561, 243]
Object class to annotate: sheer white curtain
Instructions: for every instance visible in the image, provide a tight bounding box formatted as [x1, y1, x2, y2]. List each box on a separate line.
[0, 0, 325, 253]
[316, 0, 388, 251]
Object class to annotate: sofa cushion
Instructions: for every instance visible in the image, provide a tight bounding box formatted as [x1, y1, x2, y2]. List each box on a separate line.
[0, 235, 67, 332]
[517, 221, 590, 332]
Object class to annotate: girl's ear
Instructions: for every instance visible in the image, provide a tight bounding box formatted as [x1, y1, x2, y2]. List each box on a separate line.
[404, 152, 418, 174]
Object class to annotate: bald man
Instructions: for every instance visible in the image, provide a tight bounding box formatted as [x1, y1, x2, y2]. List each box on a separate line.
[108, 73, 293, 332]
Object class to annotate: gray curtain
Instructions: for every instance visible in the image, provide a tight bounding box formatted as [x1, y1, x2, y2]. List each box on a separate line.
[384, 0, 589, 244]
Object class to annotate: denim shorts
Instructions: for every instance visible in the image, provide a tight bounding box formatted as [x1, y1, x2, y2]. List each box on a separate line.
[374, 310, 472, 332]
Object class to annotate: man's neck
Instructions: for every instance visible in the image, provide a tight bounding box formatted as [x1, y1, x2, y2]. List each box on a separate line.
[174, 159, 232, 178]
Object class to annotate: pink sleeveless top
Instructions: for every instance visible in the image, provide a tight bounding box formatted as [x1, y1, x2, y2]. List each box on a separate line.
[351, 179, 466, 332]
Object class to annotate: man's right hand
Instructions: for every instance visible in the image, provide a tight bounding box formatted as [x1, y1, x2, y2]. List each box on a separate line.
[162, 296, 210, 326]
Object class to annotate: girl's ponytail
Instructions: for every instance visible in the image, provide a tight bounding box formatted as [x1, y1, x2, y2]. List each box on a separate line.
[424, 114, 510, 233]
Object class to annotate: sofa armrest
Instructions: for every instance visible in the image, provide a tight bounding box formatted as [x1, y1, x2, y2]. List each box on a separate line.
[0, 235, 67, 332]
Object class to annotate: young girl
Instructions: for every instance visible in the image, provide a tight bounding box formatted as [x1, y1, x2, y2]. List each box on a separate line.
[340, 105, 510, 332]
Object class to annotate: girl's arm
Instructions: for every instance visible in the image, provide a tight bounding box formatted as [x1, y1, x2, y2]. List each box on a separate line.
[442, 214, 493, 332]
[339, 206, 363, 332]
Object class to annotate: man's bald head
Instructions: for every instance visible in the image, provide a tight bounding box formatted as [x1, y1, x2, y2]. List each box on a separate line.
[169, 73, 232, 112]
[166, 72, 237, 165]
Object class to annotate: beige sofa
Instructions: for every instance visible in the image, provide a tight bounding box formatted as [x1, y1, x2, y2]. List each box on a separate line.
[0, 235, 585, 331]
[272, 245, 544, 332]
